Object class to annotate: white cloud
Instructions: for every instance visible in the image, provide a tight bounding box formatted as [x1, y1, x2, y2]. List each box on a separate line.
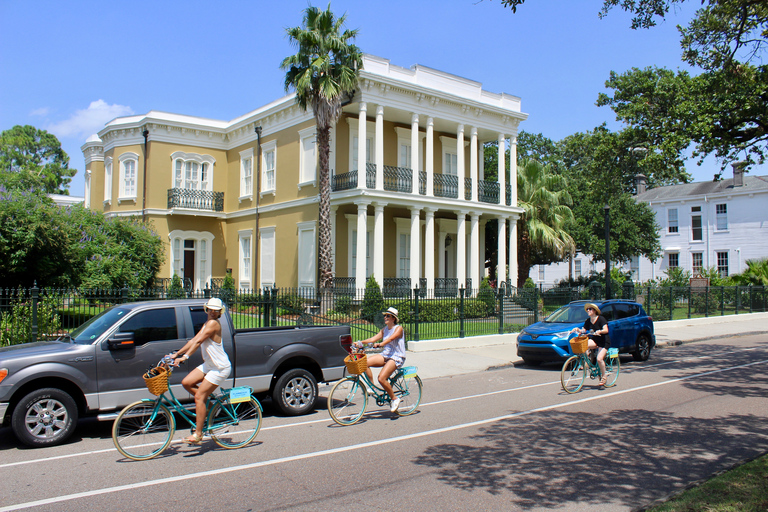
[30, 107, 50, 116]
[47, 100, 134, 139]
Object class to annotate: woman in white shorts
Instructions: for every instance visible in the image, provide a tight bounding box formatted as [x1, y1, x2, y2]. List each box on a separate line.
[355, 307, 406, 413]
[172, 297, 232, 445]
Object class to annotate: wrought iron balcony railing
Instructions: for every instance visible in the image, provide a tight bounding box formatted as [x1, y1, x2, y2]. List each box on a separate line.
[478, 180, 500, 204]
[167, 188, 224, 212]
[433, 174, 459, 199]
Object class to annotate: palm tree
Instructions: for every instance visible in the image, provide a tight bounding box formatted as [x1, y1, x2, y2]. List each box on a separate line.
[516, 159, 576, 287]
[732, 257, 768, 286]
[282, 5, 363, 289]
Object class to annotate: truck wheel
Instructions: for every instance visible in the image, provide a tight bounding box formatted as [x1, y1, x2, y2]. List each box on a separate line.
[272, 368, 317, 416]
[12, 388, 78, 447]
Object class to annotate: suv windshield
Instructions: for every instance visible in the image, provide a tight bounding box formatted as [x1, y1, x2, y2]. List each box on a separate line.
[545, 304, 589, 324]
[69, 307, 130, 345]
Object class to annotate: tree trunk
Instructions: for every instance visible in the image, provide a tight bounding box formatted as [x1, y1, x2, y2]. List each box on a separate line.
[317, 124, 333, 290]
[517, 229, 532, 288]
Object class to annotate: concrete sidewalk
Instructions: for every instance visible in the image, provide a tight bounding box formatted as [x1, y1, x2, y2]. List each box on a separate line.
[404, 312, 768, 380]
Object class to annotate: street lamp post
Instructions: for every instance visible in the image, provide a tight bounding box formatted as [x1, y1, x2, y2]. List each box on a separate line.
[604, 205, 611, 299]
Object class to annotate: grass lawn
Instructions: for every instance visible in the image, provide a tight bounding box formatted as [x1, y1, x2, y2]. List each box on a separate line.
[644, 453, 768, 511]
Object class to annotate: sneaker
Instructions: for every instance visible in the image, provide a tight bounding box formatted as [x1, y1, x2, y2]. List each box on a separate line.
[390, 397, 401, 413]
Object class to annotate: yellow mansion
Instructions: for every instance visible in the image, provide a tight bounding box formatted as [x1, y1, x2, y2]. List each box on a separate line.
[81, 55, 527, 294]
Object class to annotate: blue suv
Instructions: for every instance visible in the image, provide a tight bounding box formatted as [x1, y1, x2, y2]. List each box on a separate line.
[516, 299, 655, 365]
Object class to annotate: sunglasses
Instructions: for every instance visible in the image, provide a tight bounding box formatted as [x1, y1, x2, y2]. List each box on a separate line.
[586, 307, 594, 311]
[384, 314, 394, 319]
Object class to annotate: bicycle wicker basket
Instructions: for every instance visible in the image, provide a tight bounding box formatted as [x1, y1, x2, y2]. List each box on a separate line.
[143, 366, 170, 396]
[344, 353, 368, 375]
[569, 335, 589, 354]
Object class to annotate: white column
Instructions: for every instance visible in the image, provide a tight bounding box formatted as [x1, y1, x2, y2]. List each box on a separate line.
[497, 216, 507, 284]
[357, 102, 367, 189]
[438, 232, 446, 281]
[424, 208, 435, 290]
[479, 141, 485, 180]
[509, 134, 518, 206]
[411, 113, 420, 194]
[470, 127, 478, 202]
[457, 124, 465, 200]
[375, 105, 384, 190]
[355, 202, 368, 289]
[456, 211, 467, 288]
[426, 117, 434, 197]
[331, 205, 338, 276]
[373, 202, 385, 284]
[409, 207, 421, 289]
[480, 219, 487, 280]
[497, 133, 506, 204]
[470, 212, 480, 294]
[509, 216, 518, 287]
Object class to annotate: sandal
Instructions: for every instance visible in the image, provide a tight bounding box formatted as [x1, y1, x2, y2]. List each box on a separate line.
[183, 433, 203, 445]
[598, 377, 607, 387]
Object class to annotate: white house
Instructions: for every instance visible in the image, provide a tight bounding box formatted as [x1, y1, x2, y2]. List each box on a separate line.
[530, 164, 768, 286]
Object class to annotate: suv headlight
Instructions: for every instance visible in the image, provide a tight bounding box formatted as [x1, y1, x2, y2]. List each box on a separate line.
[553, 331, 571, 340]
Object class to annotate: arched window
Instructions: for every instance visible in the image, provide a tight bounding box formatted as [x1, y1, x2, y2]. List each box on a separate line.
[170, 152, 215, 191]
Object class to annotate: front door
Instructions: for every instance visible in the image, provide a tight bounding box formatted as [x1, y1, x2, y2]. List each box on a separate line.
[183, 239, 195, 287]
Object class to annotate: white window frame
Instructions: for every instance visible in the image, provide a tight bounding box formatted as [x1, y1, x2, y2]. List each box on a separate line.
[716, 250, 729, 277]
[170, 152, 215, 191]
[117, 152, 139, 203]
[103, 157, 113, 204]
[690, 206, 703, 242]
[259, 226, 276, 288]
[238, 229, 253, 290]
[440, 136, 459, 175]
[692, 252, 703, 274]
[629, 256, 639, 281]
[167, 230, 214, 291]
[346, 118, 376, 173]
[297, 221, 317, 290]
[239, 148, 254, 201]
[667, 208, 678, 234]
[261, 140, 277, 197]
[715, 203, 728, 231]
[575, 259, 582, 278]
[394, 217, 413, 279]
[298, 126, 317, 189]
[394, 127, 425, 171]
[346, 214, 372, 279]
[668, 252, 679, 269]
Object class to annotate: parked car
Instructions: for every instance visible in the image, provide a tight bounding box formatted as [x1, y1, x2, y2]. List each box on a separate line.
[0, 299, 351, 447]
[516, 299, 655, 365]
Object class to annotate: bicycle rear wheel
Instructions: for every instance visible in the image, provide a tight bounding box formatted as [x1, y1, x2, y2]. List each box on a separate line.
[112, 400, 175, 461]
[603, 353, 620, 388]
[561, 355, 586, 394]
[208, 396, 262, 449]
[328, 377, 367, 426]
[394, 375, 423, 416]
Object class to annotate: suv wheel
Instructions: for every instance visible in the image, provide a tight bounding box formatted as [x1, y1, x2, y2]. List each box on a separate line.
[632, 333, 652, 361]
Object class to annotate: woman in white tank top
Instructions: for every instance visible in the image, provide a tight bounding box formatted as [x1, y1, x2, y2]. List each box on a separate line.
[171, 297, 232, 446]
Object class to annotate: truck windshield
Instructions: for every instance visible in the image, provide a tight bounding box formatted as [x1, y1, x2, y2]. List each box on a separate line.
[70, 307, 130, 345]
[545, 305, 589, 324]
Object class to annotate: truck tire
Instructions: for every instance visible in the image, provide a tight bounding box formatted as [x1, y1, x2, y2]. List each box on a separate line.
[11, 388, 78, 447]
[272, 368, 317, 416]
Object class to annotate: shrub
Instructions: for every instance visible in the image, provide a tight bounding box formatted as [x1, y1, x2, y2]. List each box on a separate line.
[477, 277, 496, 315]
[361, 277, 385, 322]
[0, 289, 62, 347]
[167, 274, 186, 299]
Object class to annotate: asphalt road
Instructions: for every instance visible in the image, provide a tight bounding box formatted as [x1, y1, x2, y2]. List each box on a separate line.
[2, 334, 768, 512]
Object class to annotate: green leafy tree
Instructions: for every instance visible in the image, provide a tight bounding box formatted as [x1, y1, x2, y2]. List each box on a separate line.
[0, 125, 76, 194]
[516, 159, 576, 287]
[282, 5, 363, 289]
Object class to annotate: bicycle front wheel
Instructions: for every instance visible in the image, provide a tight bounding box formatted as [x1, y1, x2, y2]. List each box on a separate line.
[603, 354, 620, 388]
[394, 375, 423, 416]
[112, 400, 175, 461]
[328, 377, 367, 426]
[208, 396, 262, 449]
[561, 356, 586, 394]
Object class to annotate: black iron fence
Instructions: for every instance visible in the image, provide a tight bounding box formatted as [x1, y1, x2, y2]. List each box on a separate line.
[2, 282, 765, 348]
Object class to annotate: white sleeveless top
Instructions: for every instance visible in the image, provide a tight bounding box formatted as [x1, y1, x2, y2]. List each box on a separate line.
[381, 325, 406, 366]
[201, 337, 231, 371]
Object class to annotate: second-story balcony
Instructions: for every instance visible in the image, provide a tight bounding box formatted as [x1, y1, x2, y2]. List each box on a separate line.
[167, 188, 224, 212]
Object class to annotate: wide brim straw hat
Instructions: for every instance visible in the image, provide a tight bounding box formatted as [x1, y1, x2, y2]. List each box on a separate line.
[381, 306, 399, 320]
[584, 303, 601, 315]
[204, 297, 224, 312]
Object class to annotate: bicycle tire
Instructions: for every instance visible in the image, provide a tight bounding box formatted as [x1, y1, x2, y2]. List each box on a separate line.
[208, 396, 262, 449]
[327, 377, 367, 426]
[603, 354, 620, 388]
[394, 375, 423, 416]
[112, 400, 175, 461]
[561, 355, 586, 394]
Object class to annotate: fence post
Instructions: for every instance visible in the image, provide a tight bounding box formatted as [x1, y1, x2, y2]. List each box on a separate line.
[498, 287, 504, 335]
[204, 283, 211, 299]
[720, 286, 725, 316]
[669, 287, 674, 320]
[459, 287, 465, 338]
[749, 286, 754, 314]
[533, 287, 539, 324]
[687, 286, 691, 319]
[412, 287, 420, 343]
[271, 287, 278, 326]
[121, 283, 129, 304]
[705, 286, 710, 317]
[30, 283, 39, 343]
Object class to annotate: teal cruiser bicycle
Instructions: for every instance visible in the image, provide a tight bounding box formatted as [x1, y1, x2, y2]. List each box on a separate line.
[561, 335, 620, 393]
[327, 340, 423, 426]
[111, 357, 262, 460]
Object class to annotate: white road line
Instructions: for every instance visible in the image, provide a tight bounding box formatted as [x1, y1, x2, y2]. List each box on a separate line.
[3, 357, 765, 512]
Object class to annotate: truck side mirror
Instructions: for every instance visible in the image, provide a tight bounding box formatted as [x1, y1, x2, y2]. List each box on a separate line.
[107, 332, 135, 350]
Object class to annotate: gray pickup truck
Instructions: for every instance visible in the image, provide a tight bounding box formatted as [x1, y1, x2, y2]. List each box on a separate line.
[0, 299, 351, 447]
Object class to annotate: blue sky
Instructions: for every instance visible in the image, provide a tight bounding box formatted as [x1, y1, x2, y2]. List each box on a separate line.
[2, 0, 759, 196]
